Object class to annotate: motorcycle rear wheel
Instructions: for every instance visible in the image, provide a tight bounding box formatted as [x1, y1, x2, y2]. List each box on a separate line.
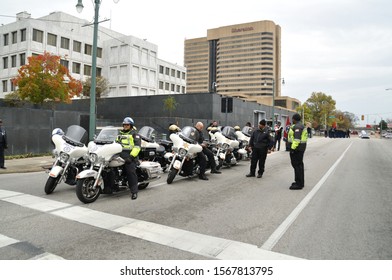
[44, 176, 60, 194]
[167, 168, 178, 184]
[76, 178, 101, 204]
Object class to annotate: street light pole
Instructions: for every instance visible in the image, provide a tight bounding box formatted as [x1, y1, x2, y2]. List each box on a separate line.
[76, 0, 119, 141]
[264, 78, 284, 129]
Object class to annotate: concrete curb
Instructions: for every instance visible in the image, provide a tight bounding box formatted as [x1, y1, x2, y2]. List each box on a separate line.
[0, 156, 53, 174]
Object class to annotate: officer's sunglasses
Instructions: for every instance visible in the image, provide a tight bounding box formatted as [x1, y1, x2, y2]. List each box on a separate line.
[123, 124, 130, 127]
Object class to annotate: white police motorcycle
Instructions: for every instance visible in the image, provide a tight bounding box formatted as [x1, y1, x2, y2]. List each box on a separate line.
[210, 126, 239, 168]
[45, 125, 88, 194]
[166, 126, 203, 184]
[75, 126, 162, 204]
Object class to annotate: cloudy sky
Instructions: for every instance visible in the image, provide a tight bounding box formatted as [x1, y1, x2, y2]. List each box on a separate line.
[1, 0, 391, 126]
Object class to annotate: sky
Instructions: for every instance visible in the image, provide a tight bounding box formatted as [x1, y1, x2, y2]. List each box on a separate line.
[1, 0, 392, 127]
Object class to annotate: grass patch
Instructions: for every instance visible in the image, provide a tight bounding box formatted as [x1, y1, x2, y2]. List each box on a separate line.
[5, 153, 52, 160]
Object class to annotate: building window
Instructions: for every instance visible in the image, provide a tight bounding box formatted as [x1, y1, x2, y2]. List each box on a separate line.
[60, 59, 69, 69]
[182, 72, 186, 79]
[159, 65, 164, 74]
[10, 79, 15, 91]
[12, 31, 17, 44]
[3, 34, 9, 46]
[165, 67, 170, 75]
[177, 70, 180, 78]
[2, 80, 8, 92]
[84, 64, 92, 76]
[176, 85, 180, 92]
[47, 33, 57, 46]
[60, 37, 70, 49]
[85, 44, 92, 55]
[20, 29, 26, 42]
[20, 53, 26, 66]
[73, 40, 81, 52]
[165, 82, 169, 90]
[171, 84, 175, 91]
[171, 69, 175, 77]
[182, 86, 185, 93]
[159, 81, 164, 89]
[72, 62, 81, 74]
[3, 57, 8, 69]
[96, 67, 102, 77]
[33, 29, 43, 43]
[11, 55, 17, 67]
[97, 47, 102, 58]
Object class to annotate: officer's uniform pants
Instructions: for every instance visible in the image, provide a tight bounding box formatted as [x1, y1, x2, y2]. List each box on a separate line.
[203, 147, 217, 170]
[250, 147, 268, 176]
[124, 160, 138, 194]
[0, 145, 5, 168]
[290, 150, 305, 187]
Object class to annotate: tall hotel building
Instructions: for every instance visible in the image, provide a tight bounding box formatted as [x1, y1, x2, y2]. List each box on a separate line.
[185, 20, 299, 110]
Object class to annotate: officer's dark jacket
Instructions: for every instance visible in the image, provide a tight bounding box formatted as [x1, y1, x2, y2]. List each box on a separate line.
[249, 126, 273, 149]
[0, 127, 7, 147]
[288, 122, 307, 152]
[195, 128, 205, 145]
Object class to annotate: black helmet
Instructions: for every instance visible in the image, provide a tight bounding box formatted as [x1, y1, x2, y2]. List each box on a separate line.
[292, 113, 301, 121]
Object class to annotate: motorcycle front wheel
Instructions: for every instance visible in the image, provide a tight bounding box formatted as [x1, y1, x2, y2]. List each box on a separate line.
[44, 176, 60, 194]
[76, 178, 101, 204]
[138, 183, 149, 190]
[167, 168, 178, 184]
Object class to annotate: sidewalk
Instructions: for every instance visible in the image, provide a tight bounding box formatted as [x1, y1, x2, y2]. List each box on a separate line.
[0, 156, 54, 174]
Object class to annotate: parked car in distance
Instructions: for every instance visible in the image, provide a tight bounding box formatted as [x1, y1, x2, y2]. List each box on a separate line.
[359, 130, 370, 139]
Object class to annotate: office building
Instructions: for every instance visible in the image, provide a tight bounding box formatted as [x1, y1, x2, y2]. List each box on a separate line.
[0, 11, 186, 99]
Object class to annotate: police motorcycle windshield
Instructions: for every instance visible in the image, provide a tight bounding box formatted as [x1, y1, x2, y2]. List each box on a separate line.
[242, 126, 253, 137]
[64, 125, 88, 146]
[138, 126, 156, 142]
[95, 127, 119, 143]
[221, 126, 237, 140]
[179, 126, 198, 144]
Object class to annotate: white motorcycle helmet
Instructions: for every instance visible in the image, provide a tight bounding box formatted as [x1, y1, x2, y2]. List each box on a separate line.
[52, 128, 64, 136]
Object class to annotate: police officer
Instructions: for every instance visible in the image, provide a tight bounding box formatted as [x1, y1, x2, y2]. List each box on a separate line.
[0, 119, 8, 169]
[288, 113, 308, 190]
[118, 117, 141, 200]
[246, 119, 273, 178]
[195, 122, 221, 181]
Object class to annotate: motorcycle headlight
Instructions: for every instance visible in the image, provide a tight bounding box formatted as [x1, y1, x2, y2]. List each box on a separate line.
[179, 148, 187, 157]
[89, 153, 98, 164]
[222, 143, 230, 149]
[59, 152, 70, 162]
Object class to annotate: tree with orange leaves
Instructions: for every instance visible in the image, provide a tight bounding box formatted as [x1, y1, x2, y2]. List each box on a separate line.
[13, 52, 82, 104]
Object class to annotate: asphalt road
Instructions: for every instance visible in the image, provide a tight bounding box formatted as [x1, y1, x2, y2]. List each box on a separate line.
[1, 136, 392, 260]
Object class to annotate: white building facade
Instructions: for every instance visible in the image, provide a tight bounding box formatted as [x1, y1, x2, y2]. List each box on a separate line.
[0, 11, 186, 99]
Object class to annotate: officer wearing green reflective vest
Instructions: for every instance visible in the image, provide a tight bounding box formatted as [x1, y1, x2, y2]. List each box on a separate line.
[288, 113, 308, 190]
[118, 117, 141, 200]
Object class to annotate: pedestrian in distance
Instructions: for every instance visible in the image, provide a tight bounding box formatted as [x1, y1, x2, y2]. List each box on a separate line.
[274, 121, 283, 151]
[0, 119, 8, 169]
[288, 113, 308, 190]
[246, 119, 273, 178]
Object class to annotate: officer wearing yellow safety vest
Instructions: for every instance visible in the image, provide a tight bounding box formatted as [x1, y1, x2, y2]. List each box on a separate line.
[288, 113, 308, 190]
[118, 117, 141, 200]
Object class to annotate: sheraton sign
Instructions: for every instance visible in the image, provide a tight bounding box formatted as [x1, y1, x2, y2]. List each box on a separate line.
[231, 27, 254, 33]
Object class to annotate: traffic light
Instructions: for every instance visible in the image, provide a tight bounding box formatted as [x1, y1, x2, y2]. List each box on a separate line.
[361, 115, 364, 121]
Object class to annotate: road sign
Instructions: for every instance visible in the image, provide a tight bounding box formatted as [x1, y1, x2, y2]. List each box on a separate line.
[329, 115, 335, 118]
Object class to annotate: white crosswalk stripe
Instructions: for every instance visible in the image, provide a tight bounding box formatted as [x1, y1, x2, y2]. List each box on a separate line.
[0, 233, 64, 260]
[0, 189, 299, 260]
